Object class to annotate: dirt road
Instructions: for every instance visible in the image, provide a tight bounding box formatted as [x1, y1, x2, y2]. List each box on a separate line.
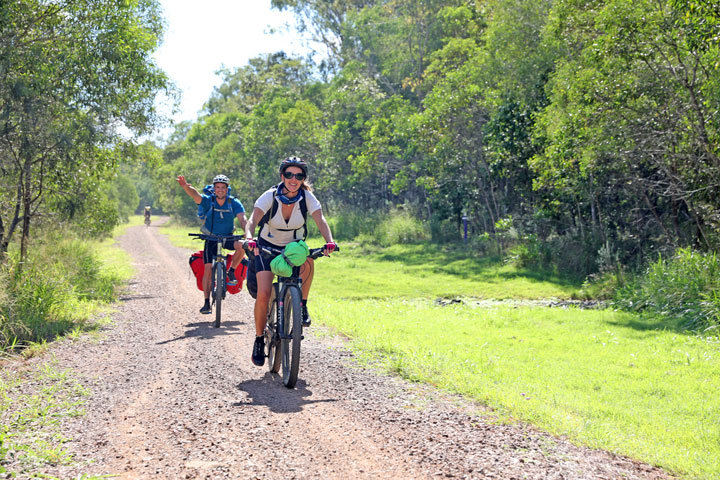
[14, 221, 672, 479]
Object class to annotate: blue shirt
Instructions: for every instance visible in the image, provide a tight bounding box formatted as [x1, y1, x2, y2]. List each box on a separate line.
[200, 195, 245, 235]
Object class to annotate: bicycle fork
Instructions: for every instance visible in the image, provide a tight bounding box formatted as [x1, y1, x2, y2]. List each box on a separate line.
[276, 282, 303, 341]
[276, 288, 292, 341]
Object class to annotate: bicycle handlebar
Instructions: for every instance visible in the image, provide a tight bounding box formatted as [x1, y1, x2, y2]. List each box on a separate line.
[188, 233, 245, 242]
[243, 241, 339, 259]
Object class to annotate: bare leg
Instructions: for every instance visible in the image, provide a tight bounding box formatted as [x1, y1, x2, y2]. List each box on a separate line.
[202, 263, 212, 300]
[300, 257, 314, 300]
[254, 270, 274, 336]
[230, 241, 245, 269]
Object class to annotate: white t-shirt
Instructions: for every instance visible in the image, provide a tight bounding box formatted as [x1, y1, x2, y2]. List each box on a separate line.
[254, 187, 321, 246]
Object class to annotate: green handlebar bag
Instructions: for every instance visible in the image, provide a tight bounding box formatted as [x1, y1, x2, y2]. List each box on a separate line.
[270, 240, 310, 277]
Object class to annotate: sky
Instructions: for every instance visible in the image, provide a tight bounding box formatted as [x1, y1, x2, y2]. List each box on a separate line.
[151, 0, 311, 138]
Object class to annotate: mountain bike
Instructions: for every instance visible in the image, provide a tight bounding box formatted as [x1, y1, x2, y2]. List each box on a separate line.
[249, 243, 339, 388]
[144, 215, 151, 227]
[188, 233, 244, 328]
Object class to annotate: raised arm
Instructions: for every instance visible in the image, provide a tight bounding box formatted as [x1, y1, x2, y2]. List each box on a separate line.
[177, 175, 202, 204]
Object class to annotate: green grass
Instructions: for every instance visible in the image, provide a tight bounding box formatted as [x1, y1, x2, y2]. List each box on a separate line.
[309, 243, 718, 480]
[314, 242, 579, 300]
[159, 217, 206, 251]
[96, 217, 138, 284]
[313, 298, 719, 478]
[0, 221, 136, 350]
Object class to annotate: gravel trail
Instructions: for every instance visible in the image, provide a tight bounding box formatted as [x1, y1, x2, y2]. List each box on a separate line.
[10, 220, 674, 479]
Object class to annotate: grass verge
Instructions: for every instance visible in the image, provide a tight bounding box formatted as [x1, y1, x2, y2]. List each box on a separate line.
[313, 297, 718, 479]
[0, 220, 136, 352]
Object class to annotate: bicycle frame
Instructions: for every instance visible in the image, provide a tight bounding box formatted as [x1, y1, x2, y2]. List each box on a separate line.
[189, 233, 244, 327]
[210, 241, 227, 301]
[251, 243, 339, 388]
[274, 267, 303, 341]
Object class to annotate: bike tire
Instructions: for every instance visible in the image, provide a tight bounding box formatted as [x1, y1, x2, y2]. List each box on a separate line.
[281, 286, 303, 388]
[265, 286, 281, 373]
[214, 262, 223, 328]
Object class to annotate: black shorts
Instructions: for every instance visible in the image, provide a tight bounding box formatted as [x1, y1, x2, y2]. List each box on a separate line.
[203, 238, 237, 264]
[253, 238, 284, 273]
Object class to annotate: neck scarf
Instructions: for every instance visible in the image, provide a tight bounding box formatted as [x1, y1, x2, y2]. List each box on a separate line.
[277, 184, 304, 205]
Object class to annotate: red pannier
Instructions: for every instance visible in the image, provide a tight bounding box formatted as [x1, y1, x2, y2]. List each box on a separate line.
[188, 251, 248, 294]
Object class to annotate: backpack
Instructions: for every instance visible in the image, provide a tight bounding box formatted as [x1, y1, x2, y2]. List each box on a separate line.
[188, 252, 247, 295]
[257, 184, 309, 241]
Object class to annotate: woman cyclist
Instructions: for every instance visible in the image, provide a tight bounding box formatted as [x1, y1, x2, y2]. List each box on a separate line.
[244, 156, 336, 367]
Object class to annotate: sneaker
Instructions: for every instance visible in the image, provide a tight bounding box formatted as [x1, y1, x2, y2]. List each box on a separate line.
[302, 304, 311, 327]
[251, 336, 265, 366]
[227, 268, 238, 286]
[200, 303, 211, 314]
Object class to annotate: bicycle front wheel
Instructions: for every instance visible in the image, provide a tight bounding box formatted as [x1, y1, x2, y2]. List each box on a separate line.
[214, 263, 224, 328]
[281, 286, 303, 388]
[265, 286, 281, 373]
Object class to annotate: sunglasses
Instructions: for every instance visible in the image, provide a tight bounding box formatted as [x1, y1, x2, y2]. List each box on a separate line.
[282, 171, 306, 181]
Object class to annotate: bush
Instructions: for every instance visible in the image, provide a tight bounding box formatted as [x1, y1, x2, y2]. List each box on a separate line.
[508, 234, 546, 268]
[375, 209, 430, 246]
[319, 208, 384, 241]
[0, 230, 122, 349]
[614, 248, 720, 331]
[429, 214, 461, 243]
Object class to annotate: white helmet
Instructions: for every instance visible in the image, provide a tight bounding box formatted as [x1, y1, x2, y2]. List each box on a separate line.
[212, 174, 229, 186]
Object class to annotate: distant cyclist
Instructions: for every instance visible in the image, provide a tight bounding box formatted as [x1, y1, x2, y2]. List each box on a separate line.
[177, 174, 247, 314]
[244, 156, 336, 366]
[144, 205, 152, 225]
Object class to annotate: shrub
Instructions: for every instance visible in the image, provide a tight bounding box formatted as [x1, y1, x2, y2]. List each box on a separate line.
[0, 229, 122, 349]
[429, 214, 461, 243]
[318, 208, 384, 241]
[614, 248, 720, 331]
[375, 209, 430, 246]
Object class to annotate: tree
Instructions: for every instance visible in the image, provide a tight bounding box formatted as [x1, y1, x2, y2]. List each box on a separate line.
[0, 0, 169, 260]
[533, 0, 720, 265]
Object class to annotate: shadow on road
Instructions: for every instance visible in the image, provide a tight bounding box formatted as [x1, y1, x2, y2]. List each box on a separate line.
[119, 294, 159, 301]
[156, 320, 246, 344]
[234, 375, 338, 414]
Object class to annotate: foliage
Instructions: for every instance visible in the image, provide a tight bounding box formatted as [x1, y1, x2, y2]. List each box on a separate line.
[0, 0, 170, 260]
[148, 0, 720, 315]
[614, 248, 720, 331]
[375, 208, 431, 246]
[533, 0, 720, 262]
[0, 229, 125, 349]
[318, 208, 384, 241]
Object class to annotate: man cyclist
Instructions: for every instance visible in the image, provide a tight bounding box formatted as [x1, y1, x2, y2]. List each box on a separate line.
[244, 156, 336, 366]
[177, 174, 247, 314]
[143, 205, 151, 224]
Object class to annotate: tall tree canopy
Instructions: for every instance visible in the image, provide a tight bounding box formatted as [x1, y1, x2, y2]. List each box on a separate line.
[153, 0, 719, 277]
[0, 0, 170, 259]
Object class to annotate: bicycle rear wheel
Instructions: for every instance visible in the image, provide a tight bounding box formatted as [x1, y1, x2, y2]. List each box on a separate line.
[281, 286, 303, 388]
[214, 262, 224, 328]
[265, 286, 281, 373]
